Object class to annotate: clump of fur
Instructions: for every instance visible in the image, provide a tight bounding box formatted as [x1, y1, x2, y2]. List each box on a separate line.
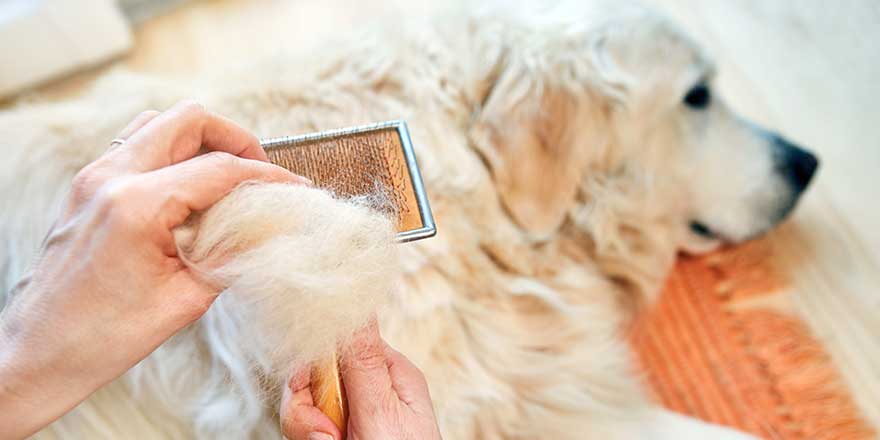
[174, 182, 398, 381]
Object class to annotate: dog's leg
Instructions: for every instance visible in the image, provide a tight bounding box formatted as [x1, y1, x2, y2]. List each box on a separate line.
[32, 379, 192, 439]
[624, 408, 758, 439]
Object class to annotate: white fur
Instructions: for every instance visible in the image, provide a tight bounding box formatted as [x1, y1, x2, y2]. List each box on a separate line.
[175, 182, 397, 375]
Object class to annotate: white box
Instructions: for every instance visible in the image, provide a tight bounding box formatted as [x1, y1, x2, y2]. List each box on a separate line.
[0, 0, 133, 98]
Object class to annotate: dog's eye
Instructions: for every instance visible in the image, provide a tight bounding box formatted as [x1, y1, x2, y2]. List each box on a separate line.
[683, 84, 711, 109]
[689, 221, 716, 238]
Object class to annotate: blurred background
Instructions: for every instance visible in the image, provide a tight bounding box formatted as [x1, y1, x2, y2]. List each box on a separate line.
[2, 0, 878, 436]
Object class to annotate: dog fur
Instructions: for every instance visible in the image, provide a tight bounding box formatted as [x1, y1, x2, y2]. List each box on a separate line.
[0, 1, 817, 438]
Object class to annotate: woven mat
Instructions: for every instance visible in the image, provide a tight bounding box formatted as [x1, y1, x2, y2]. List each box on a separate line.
[630, 240, 875, 439]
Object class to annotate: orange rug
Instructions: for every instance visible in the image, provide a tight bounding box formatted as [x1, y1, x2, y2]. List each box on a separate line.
[630, 240, 875, 439]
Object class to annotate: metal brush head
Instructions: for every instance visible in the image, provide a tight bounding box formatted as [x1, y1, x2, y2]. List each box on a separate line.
[259, 120, 436, 243]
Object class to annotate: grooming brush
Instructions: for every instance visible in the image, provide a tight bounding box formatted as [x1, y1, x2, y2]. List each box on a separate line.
[259, 120, 436, 436]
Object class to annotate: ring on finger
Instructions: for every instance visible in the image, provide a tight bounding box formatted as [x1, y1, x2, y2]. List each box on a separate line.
[107, 138, 127, 151]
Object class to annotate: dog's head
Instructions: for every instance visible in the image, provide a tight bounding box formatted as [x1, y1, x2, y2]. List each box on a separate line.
[469, 5, 818, 291]
[596, 16, 819, 253]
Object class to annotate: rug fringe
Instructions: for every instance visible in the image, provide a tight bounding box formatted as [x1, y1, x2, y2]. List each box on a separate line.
[630, 240, 875, 439]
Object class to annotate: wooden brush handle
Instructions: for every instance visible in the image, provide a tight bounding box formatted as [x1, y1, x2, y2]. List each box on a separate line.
[311, 352, 347, 438]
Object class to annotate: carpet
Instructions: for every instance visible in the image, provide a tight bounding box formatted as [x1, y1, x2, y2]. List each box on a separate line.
[631, 241, 875, 439]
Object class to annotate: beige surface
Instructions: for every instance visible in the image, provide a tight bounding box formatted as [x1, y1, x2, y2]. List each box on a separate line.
[26, 0, 880, 431]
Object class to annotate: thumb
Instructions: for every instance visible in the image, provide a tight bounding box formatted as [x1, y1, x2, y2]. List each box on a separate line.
[280, 367, 343, 440]
[339, 317, 394, 414]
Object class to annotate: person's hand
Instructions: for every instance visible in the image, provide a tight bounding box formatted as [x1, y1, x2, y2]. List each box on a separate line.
[281, 319, 442, 440]
[0, 101, 309, 439]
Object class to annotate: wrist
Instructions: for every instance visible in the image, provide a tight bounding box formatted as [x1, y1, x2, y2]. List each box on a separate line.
[0, 299, 99, 438]
[0, 329, 49, 439]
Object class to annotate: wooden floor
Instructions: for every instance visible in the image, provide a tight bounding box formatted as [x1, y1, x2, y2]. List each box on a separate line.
[29, 0, 880, 432]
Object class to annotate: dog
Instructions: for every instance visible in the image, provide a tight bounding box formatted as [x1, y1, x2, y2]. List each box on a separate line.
[0, 1, 817, 438]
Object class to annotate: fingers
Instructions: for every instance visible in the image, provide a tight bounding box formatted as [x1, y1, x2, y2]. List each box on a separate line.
[145, 151, 310, 230]
[339, 317, 395, 413]
[116, 110, 161, 141]
[384, 344, 434, 414]
[68, 102, 267, 211]
[120, 100, 267, 171]
[281, 367, 343, 440]
[66, 110, 161, 209]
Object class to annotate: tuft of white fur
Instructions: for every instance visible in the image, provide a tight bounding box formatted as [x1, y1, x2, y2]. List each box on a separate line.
[175, 182, 398, 381]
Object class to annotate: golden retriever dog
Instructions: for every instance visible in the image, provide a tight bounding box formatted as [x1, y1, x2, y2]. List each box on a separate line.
[0, 0, 817, 438]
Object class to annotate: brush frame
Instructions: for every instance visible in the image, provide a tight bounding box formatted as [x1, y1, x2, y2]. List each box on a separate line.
[260, 120, 436, 243]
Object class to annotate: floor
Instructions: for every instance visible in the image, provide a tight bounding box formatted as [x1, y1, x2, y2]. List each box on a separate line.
[27, 0, 880, 432]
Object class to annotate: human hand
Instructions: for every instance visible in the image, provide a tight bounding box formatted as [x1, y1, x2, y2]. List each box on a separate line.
[0, 101, 309, 439]
[280, 319, 442, 440]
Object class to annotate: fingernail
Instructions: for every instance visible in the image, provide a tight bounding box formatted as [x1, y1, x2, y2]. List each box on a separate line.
[302, 177, 314, 186]
[288, 367, 311, 391]
[308, 432, 334, 440]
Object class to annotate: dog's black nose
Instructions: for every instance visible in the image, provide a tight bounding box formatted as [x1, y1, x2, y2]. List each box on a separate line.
[774, 136, 819, 192]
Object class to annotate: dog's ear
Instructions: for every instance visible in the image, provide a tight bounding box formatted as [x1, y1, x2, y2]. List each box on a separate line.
[471, 69, 608, 240]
